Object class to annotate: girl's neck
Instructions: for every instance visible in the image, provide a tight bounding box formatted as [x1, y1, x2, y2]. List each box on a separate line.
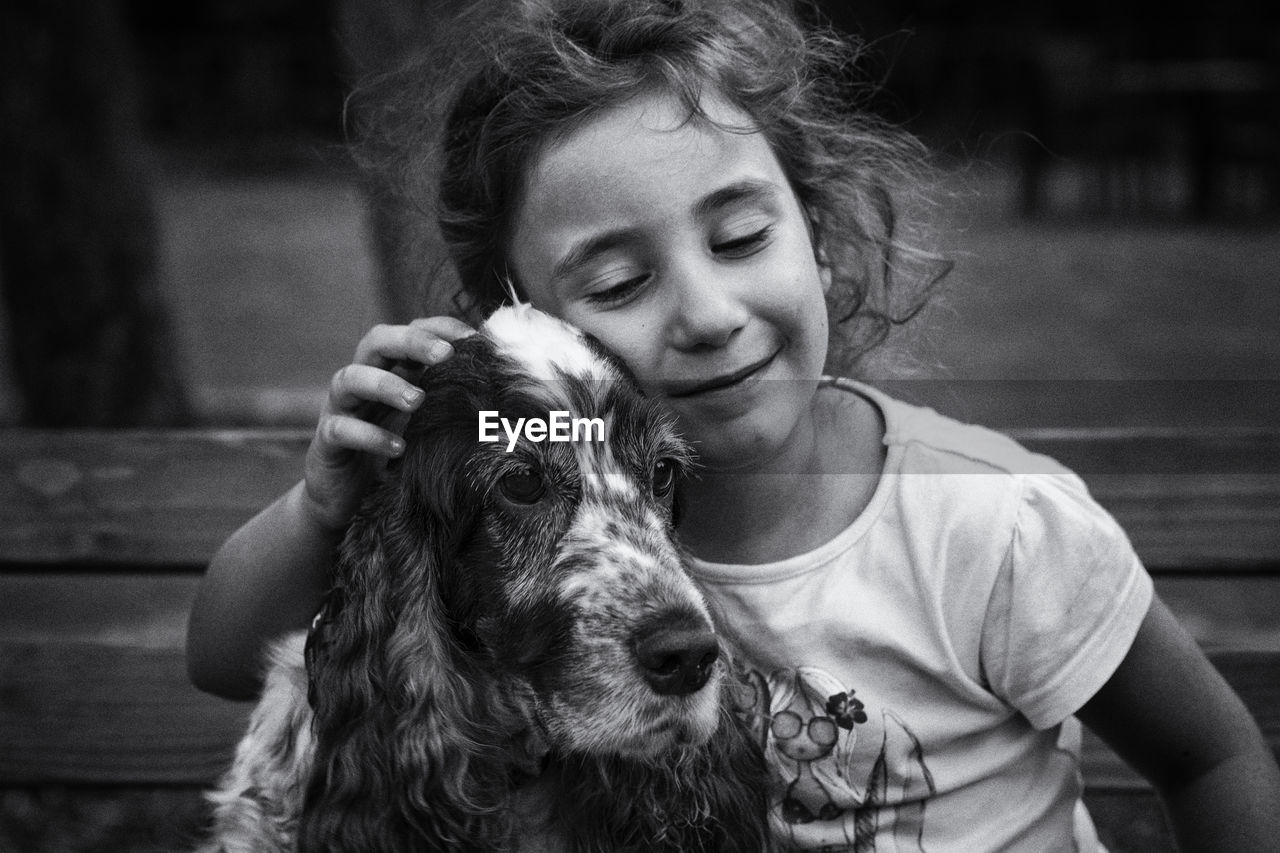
[676, 385, 886, 565]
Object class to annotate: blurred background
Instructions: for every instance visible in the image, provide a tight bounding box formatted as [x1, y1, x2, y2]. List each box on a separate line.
[1, 1, 1278, 850]
[2, 0, 1278, 432]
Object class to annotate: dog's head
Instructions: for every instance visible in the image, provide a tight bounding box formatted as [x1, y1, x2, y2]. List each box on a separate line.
[313, 304, 721, 760]
[301, 304, 771, 851]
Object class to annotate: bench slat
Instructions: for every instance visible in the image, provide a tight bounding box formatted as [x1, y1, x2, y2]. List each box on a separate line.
[0, 640, 1274, 787]
[0, 429, 309, 567]
[0, 642, 249, 785]
[1085, 473, 1280, 570]
[2, 428, 1279, 572]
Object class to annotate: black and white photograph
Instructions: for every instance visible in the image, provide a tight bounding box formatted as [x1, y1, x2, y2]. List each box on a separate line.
[2, 1, 1278, 851]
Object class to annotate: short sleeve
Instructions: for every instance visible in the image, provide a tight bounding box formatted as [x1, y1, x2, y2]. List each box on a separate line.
[980, 472, 1154, 730]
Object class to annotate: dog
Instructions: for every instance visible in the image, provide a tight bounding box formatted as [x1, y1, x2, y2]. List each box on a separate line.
[198, 303, 771, 852]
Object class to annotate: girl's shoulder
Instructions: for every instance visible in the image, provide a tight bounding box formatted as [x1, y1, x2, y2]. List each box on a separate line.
[830, 379, 1137, 575]
[827, 377, 1128, 558]
[827, 377, 1072, 479]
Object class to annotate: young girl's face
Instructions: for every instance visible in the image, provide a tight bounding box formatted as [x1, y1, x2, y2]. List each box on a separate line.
[507, 90, 830, 469]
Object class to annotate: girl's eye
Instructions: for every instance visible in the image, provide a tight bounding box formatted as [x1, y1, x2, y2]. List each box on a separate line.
[499, 466, 545, 504]
[585, 274, 650, 306]
[712, 226, 771, 258]
[651, 458, 677, 498]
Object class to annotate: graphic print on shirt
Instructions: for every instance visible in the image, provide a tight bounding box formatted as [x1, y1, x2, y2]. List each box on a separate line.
[728, 664, 936, 851]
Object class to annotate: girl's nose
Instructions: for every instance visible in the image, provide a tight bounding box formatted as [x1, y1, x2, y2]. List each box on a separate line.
[667, 264, 749, 351]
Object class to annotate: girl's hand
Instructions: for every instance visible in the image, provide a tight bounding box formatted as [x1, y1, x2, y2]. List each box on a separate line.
[302, 317, 476, 531]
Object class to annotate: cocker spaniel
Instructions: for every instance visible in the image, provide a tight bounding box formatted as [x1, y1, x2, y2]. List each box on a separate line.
[198, 304, 771, 852]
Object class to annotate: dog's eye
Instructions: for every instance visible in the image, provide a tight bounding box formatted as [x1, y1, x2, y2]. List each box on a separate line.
[651, 458, 677, 498]
[499, 467, 545, 504]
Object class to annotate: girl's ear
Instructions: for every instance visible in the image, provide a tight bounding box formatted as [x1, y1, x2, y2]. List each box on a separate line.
[813, 239, 834, 294]
[804, 209, 834, 294]
[818, 252, 834, 294]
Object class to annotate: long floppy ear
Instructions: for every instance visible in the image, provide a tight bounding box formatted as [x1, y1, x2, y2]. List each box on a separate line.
[296, 386, 521, 851]
[551, 693, 774, 853]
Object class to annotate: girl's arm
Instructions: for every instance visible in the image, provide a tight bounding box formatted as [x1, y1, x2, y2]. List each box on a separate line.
[187, 481, 341, 699]
[186, 317, 475, 699]
[1077, 595, 1280, 851]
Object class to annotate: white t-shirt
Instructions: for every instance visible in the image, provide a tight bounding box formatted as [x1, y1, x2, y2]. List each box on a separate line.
[687, 379, 1153, 852]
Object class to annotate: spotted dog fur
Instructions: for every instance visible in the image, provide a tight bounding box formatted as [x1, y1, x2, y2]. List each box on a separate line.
[197, 304, 771, 852]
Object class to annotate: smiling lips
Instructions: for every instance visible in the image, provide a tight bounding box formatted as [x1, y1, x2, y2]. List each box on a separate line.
[665, 349, 779, 398]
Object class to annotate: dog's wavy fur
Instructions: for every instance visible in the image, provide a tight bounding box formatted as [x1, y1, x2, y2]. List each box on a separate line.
[199, 305, 771, 852]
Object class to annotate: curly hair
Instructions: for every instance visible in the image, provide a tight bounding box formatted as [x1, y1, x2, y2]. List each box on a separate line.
[352, 0, 948, 374]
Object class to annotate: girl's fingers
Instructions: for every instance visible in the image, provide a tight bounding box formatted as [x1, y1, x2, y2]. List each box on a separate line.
[327, 363, 425, 415]
[352, 318, 476, 368]
[315, 412, 406, 459]
[408, 316, 476, 338]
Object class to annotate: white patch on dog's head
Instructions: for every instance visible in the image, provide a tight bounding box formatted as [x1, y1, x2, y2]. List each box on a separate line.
[481, 303, 619, 383]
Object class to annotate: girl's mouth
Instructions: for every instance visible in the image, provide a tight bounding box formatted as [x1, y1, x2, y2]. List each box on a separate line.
[665, 349, 779, 398]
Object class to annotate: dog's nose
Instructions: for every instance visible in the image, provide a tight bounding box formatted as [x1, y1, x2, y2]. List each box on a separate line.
[634, 624, 720, 696]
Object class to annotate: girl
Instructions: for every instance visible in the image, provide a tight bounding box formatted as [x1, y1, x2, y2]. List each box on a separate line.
[187, 1, 1280, 849]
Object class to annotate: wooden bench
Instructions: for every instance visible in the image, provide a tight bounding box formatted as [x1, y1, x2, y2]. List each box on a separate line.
[2, 427, 1278, 851]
